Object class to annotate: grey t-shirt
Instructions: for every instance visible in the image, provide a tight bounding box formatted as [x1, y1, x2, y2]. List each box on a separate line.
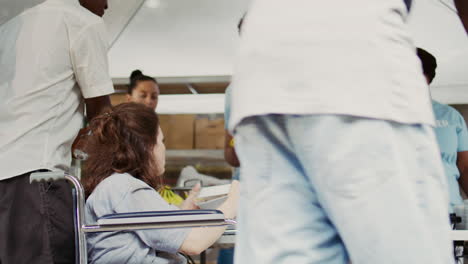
[85, 173, 190, 264]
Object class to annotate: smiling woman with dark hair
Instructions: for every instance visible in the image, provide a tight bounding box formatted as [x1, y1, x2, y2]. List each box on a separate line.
[126, 70, 160, 110]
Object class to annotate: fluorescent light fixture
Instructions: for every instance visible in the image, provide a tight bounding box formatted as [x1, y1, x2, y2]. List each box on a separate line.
[145, 0, 161, 9]
[156, 94, 225, 114]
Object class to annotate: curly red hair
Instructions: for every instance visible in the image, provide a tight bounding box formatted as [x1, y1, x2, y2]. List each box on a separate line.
[82, 103, 162, 197]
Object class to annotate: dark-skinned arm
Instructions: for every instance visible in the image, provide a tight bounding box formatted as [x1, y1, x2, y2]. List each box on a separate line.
[455, 0, 468, 34]
[457, 151, 468, 195]
[85, 95, 112, 122]
[71, 95, 112, 156]
[224, 130, 240, 167]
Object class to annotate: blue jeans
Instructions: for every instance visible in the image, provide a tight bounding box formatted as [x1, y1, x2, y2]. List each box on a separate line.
[234, 115, 453, 264]
[217, 248, 235, 264]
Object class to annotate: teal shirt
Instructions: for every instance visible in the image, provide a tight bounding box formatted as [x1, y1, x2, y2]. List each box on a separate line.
[224, 86, 232, 130]
[225, 86, 240, 180]
[432, 101, 468, 210]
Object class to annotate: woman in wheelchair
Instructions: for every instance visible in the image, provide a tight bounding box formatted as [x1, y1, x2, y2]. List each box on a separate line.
[82, 102, 239, 264]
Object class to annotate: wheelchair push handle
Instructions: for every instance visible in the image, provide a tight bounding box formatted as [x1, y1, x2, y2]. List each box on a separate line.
[30, 171, 66, 183]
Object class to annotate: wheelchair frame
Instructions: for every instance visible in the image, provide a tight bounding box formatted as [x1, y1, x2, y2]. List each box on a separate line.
[30, 171, 234, 264]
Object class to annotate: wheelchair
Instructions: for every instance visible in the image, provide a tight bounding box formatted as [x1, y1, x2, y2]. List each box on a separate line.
[30, 171, 235, 264]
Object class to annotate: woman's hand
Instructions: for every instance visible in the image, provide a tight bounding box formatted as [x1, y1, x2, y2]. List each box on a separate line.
[227, 180, 240, 204]
[179, 181, 241, 255]
[179, 183, 201, 210]
[218, 180, 240, 219]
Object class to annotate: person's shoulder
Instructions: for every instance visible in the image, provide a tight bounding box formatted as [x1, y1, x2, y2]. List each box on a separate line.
[89, 173, 151, 202]
[35, 1, 99, 21]
[444, 104, 463, 121]
[28, 0, 106, 41]
[87, 173, 156, 211]
[73, 7, 103, 27]
[99, 173, 151, 191]
[432, 100, 446, 110]
[43, 1, 105, 31]
[65, 5, 104, 30]
[87, 173, 153, 215]
[436, 101, 465, 124]
[433, 100, 458, 116]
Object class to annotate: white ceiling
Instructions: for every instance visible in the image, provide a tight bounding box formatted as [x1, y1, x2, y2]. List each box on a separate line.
[408, 0, 468, 104]
[0, 0, 45, 26]
[0, 0, 144, 45]
[107, 0, 468, 105]
[108, 0, 250, 81]
[1, 0, 466, 108]
[157, 94, 225, 114]
[102, 0, 145, 46]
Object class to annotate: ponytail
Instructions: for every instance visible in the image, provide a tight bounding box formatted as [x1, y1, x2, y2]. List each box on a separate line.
[82, 103, 162, 197]
[128, 70, 158, 94]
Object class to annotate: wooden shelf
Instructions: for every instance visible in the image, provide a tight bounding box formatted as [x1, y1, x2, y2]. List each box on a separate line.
[165, 149, 229, 172]
[162, 150, 233, 185]
[167, 150, 224, 160]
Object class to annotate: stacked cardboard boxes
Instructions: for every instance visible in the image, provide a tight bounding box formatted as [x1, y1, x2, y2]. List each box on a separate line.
[111, 94, 225, 150]
[159, 115, 225, 150]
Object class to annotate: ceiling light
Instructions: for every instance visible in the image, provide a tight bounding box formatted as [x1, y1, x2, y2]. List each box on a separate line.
[145, 0, 161, 9]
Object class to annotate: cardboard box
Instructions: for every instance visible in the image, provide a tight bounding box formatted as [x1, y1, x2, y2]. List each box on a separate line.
[110, 93, 127, 106]
[159, 115, 195, 149]
[195, 118, 225, 149]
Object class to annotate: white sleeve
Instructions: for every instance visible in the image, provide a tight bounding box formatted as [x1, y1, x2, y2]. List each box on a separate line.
[70, 22, 114, 99]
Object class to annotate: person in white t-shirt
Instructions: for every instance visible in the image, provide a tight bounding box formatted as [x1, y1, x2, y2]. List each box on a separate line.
[0, 0, 114, 263]
[455, 0, 468, 34]
[229, 1, 453, 263]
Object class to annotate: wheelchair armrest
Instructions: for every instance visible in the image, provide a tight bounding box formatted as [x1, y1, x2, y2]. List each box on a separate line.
[97, 210, 228, 226]
[30, 171, 66, 183]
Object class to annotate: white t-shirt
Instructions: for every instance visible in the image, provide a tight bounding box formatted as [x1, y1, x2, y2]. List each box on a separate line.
[0, 0, 115, 180]
[229, 0, 434, 130]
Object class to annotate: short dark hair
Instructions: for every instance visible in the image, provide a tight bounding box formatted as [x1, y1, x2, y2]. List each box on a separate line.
[128, 70, 158, 94]
[416, 48, 437, 84]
